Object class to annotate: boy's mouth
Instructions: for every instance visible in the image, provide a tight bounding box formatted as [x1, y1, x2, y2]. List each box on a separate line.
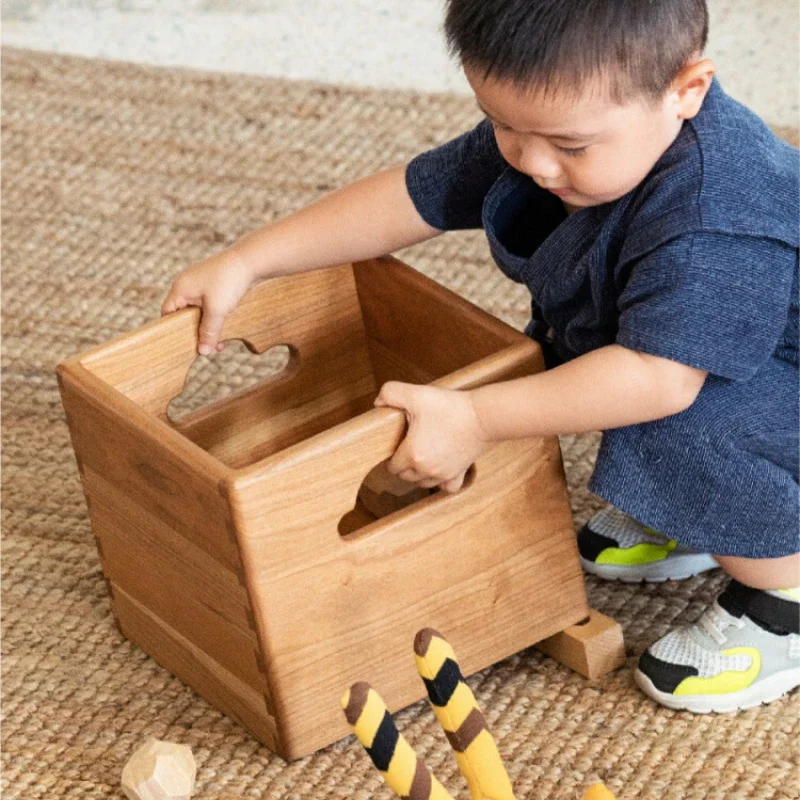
[545, 187, 574, 197]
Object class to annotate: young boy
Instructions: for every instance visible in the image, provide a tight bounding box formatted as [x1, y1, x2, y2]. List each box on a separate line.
[162, 0, 799, 713]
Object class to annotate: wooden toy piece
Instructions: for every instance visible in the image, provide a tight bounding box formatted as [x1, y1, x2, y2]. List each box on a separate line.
[57, 255, 623, 760]
[121, 738, 196, 800]
[535, 608, 626, 679]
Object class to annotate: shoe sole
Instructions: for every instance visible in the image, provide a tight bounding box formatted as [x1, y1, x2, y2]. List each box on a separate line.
[580, 554, 719, 583]
[634, 667, 800, 712]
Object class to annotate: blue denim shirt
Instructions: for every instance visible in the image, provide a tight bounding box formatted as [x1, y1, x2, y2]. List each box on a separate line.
[404, 79, 800, 558]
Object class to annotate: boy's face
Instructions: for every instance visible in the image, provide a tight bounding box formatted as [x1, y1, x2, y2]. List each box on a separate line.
[464, 63, 711, 210]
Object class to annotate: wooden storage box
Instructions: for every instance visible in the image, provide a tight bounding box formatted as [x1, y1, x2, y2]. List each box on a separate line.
[57, 256, 593, 760]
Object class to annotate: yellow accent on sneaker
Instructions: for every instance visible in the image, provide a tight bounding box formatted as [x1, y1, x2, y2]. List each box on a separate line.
[673, 647, 761, 696]
[595, 538, 678, 566]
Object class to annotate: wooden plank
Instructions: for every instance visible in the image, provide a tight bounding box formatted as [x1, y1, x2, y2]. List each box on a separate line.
[173, 342, 376, 469]
[84, 466, 265, 692]
[79, 264, 363, 419]
[364, 338, 436, 387]
[353, 257, 523, 382]
[57, 363, 240, 571]
[73, 308, 199, 420]
[112, 585, 279, 752]
[230, 426, 588, 758]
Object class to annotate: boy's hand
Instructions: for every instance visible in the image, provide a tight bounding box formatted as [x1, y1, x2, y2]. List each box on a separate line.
[161, 252, 254, 355]
[373, 382, 490, 493]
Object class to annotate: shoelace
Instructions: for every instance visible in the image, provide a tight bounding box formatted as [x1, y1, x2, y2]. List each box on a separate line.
[699, 602, 800, 659]
[698, 602, 745, 645]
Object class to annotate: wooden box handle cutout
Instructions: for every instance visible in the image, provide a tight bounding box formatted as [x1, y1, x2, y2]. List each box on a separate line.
[166, 342, 296, 424]
[338, 458, 477, 537]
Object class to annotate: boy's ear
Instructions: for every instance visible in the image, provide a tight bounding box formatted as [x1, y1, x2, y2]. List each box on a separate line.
[669, 57, 716, 120]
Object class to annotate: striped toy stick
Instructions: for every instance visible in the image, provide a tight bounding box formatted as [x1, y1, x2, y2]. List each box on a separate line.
[413, 628, 515, 800]
[342, 628, 616, 800]
[414, 630, 616, 800]
[341, 680, 455, 800]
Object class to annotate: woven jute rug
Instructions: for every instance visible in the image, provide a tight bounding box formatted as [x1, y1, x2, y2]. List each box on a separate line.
[3, 48, 799, 800]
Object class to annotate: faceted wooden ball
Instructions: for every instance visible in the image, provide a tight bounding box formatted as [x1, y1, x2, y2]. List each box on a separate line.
[121, 738, 196, 800]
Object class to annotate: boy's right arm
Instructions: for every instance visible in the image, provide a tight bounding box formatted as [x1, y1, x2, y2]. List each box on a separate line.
[162, 164, 443, 354]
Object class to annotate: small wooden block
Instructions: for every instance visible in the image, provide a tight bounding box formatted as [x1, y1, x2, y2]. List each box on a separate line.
[121, 738, 196, 800]
[535, 608, 625, 679]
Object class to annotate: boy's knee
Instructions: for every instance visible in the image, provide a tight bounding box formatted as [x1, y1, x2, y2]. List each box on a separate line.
[714, 552, 800, 590]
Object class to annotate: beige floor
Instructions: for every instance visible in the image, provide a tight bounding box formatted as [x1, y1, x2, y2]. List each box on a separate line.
[3, 0, 799, 126]
[4, 50, 798, 799]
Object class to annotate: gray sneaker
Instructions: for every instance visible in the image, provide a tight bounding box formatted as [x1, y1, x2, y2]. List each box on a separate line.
[578, 506, 719, 582]
[635, 580, 800, 712]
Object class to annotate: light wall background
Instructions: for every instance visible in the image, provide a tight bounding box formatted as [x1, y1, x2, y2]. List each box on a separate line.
[3, 0, 799, 126]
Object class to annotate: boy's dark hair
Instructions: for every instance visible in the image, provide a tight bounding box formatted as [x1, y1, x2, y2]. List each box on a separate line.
[443, 0, 709, 103]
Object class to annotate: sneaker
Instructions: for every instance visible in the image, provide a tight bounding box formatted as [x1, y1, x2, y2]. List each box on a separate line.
[634, 579, 800, 712]
[578, 506, 719, 582]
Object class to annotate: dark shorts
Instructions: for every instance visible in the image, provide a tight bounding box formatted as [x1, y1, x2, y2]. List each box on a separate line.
[588, 357, 800, 559]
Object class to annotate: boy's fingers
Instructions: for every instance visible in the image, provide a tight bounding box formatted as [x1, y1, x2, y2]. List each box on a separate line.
[161, 295, 178, 315]
[374, 381, 400, 407]
[390, 446, 425, 484]
[197, 308, 226, 355]
[439, 473, 465, 494]
[374, 381, 416, 411]
[161, 295, 190, 316]
[392, 458, 451, 489]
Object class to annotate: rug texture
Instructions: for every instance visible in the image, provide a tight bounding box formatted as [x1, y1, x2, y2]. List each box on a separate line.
[3, 48, 799, 800]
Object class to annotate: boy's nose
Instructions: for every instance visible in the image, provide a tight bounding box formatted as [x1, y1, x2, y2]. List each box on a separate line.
[518, 144, 563, 182]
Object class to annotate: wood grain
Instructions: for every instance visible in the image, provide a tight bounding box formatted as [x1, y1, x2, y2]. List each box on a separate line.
[57, 255, 619, 761]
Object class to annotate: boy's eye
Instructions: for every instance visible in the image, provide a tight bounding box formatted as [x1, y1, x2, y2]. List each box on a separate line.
[486, 116, 590, 157]
[556, 145, 588, 157]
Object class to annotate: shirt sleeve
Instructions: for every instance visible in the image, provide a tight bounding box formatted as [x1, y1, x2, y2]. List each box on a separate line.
[404, 118, 509, 231]
[616, 232, 798, 381]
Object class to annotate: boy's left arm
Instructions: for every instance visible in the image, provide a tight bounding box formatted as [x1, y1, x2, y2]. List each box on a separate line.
[374, 344, 707, 492]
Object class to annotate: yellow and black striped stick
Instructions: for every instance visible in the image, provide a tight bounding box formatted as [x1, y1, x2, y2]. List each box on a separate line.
[342, 628, 616, 800]
[413, 628, 515, 800]
[341, 681, 454, 800]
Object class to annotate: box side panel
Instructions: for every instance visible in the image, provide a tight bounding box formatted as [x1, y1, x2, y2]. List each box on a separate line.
[84, 466, 265, 691]
[233, 429, 587, 759]
[80, 264, 366, 423]
[113, 585, 278, 750]
[173, 313, 377, 469]
[58, 365, 240, 570]
[74, 309, 198, 419]
[362, 338, 437, 387]
[58, 366, 279, 749]
[353, 257, 523, 385]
